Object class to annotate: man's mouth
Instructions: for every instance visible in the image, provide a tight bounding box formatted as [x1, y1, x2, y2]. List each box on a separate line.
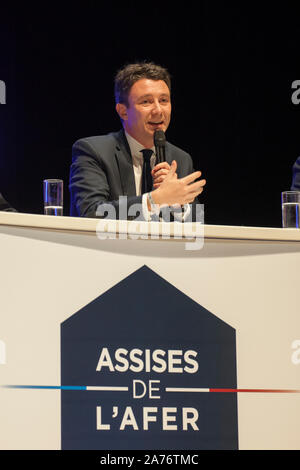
[148, 121, 164, 127]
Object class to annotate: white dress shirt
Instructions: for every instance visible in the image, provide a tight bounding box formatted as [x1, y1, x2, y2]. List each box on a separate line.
[125, 131, 190, 222]
[125, 131, 156, 196]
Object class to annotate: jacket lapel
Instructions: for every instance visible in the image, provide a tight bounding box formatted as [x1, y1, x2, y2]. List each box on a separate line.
[113, 130, 174, 196]
[114, 129, 137, 196]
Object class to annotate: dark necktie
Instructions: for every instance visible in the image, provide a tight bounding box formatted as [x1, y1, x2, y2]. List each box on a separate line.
[141, 149, 153, 194]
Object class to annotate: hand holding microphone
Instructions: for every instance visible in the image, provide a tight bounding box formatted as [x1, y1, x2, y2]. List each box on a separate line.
[150, 129, 206, 207]
[152, 161, 171, 189]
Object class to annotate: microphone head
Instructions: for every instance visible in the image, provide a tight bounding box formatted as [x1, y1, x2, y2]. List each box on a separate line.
[154, 129, 166, 147]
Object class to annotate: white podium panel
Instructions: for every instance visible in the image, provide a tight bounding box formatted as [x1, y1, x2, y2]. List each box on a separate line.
[0, 213, 300, 449]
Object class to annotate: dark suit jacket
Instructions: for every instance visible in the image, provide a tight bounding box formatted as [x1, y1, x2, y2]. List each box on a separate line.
[291, 156, 300, 190]
[0, 192, 17, 212]
[69, 129, 198, 219]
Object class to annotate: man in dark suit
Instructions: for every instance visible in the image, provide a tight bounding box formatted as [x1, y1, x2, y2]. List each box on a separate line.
[291, 156, 300, 190]
[0, 192, 17, 212]
[69, 62, 206, 220]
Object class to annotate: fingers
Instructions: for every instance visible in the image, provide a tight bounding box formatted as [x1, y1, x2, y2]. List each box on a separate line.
[152, 169, 169, 181]
[170, 160, 177, 174]
[153, 163, 203, 187]
[152, 162, 173, 188]
[181, 170, 202, 185]
[160, 160, 177, 183]
[152, 161, 171, 173]
[151, 163, 170, 178]
[183, 179, 206, 202]
[186, 178, 206, 194]
[152, 167, 170, 176]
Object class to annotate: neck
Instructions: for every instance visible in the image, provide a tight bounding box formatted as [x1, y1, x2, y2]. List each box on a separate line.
[124, 128, 153, 149]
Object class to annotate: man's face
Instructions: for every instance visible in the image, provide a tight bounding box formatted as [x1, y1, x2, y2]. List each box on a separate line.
[116, 78, 171, 148]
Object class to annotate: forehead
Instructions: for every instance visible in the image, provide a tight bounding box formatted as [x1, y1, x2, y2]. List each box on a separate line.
[128, 79, 170, 101]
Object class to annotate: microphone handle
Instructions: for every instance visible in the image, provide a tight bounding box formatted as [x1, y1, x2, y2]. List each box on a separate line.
[156, 145, 165, 164]
[155, 145, 160, 163]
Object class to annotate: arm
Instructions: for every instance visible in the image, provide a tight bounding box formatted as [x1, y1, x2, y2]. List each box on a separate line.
[291, 157, 300, 190]
[0, 192, 17, 212]
[149, 160, 206, 222]
[69, 139, 143, 220]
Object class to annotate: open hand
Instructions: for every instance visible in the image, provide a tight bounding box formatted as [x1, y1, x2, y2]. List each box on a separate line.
[151, 160, 206, 207]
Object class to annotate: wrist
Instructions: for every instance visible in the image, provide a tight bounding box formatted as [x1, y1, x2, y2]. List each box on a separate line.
[150, 187, 164, 206]
[147, 191, 160, 214]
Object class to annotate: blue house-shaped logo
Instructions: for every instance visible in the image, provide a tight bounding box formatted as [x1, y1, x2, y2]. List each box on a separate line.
[61, 266, 238, 449]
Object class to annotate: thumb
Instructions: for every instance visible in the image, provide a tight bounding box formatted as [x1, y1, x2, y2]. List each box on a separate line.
[164, 160, 177, 182]
[169, 160, 177, 174]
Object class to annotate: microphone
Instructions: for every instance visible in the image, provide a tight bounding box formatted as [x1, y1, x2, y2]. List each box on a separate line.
[154, 129, 166, 163]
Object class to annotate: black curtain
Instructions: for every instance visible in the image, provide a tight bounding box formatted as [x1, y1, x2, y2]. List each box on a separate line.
[0, 3, 299, 226]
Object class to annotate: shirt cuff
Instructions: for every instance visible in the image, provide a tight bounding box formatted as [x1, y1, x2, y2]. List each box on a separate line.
[142, 193, 160, 221]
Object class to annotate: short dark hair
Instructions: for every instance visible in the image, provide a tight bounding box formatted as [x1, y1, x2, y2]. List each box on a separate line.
[114, 62, 171, 106]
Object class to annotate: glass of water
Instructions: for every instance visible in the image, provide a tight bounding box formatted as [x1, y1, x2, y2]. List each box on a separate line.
[43, 179, 63, 216]
[281, 191, 300, 228]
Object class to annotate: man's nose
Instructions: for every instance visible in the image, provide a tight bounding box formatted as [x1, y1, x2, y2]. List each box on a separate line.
[152, 100, 163, 113]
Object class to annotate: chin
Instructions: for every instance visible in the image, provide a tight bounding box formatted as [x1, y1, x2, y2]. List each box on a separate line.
[148, 126, 165, 134]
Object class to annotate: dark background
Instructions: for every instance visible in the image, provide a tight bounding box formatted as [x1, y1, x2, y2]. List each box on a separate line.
[0, 2, 299, 226]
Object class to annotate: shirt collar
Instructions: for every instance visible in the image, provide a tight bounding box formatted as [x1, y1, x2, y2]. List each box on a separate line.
[125, 131, 155, 159]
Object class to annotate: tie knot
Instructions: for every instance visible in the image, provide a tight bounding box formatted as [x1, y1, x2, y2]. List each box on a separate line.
[141, 149, 153, 162]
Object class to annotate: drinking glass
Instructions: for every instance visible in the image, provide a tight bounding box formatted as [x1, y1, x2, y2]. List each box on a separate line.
[43, 179, 63, 216]
[281, 191, 300, 228]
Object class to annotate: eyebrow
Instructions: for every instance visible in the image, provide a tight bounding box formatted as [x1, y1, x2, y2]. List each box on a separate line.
[138, 93, 170, 100]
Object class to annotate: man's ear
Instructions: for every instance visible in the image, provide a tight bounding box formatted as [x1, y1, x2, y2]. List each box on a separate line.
[116, 103, 128, 121]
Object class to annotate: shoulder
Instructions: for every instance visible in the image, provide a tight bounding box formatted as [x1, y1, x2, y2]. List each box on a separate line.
[0, 192, 16, 212]
[292, 156, 300, 190]
[166, 141, 191, 160]
[166, 140, 194, 174]
[72, 131, 121, 155]
[292, 156, 300, 169]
